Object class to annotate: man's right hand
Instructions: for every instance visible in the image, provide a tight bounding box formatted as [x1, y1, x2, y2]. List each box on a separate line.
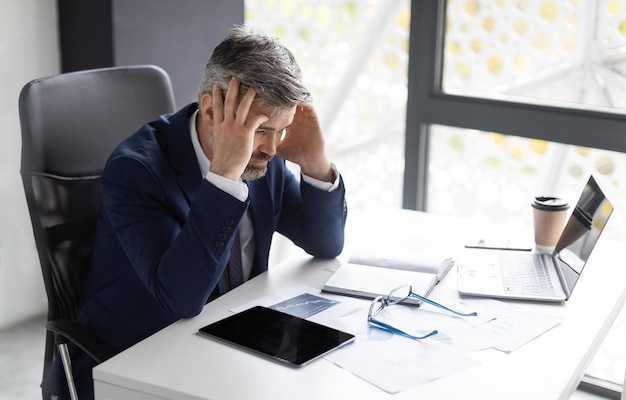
[208, 78, 269, 182]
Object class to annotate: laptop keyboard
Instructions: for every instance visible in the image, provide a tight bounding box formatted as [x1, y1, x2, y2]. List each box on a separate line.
[500, 253, 556, 296]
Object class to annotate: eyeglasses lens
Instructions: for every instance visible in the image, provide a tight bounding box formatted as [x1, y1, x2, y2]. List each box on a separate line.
[387, 285, 411, 305]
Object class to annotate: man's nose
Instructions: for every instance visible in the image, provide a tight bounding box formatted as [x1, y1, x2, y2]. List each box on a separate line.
[256, 133, 277, 156]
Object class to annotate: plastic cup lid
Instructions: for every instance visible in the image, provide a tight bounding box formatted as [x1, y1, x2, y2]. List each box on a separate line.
[532, 196, 569, 211]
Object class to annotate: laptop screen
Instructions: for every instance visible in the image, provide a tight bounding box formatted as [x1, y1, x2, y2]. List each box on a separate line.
[553, 176, 613, 296]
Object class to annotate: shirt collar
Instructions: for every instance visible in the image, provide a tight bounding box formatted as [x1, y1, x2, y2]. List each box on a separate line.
[189, 109, 211, 177]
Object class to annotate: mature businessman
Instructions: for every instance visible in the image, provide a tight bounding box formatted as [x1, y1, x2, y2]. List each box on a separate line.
[43, 26, 347, 400]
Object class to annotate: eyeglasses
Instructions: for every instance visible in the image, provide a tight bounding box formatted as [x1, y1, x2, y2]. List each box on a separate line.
[367, 284, 478, 340]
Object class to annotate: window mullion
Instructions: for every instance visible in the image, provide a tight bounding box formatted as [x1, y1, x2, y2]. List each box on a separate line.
[404, 0, 444, 210]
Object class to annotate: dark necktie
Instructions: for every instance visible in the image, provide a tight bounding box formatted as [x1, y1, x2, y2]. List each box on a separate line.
[228, 230, 244, 288]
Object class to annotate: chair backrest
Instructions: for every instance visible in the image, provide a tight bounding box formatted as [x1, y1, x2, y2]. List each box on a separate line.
[18, 64, 176, 360]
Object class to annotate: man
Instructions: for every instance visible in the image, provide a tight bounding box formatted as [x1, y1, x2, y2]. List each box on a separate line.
[43, 26, 347, 400]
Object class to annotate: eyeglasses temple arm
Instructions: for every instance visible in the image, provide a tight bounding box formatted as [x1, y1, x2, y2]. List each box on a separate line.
[368, 318, 438, 340]
[409, 294, 478, 317]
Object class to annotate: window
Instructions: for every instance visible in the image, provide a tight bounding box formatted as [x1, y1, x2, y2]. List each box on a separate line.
[406, 1, 626, 239]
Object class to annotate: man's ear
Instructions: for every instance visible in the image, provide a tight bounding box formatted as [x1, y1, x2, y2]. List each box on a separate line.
[199, 93, 214, 122]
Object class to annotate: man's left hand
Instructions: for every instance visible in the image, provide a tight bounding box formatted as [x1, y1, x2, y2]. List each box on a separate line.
[276, 104, 334, 182]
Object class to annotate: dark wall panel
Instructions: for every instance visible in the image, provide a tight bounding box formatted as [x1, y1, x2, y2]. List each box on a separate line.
[57, 0, 244, 107]
[112, 0, 244, 105]
[58, 0, 114, 71]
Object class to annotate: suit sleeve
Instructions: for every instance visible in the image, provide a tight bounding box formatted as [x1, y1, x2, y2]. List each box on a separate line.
[100, 156, 246, 318]
[277, 169, 347, 259]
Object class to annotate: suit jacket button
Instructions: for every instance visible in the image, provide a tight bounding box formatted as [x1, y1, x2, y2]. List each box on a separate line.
[215, 240, 225, 248]
[218, 233, 228, 241]
[222, 225, 232, 233]
[225, 217, 235, 225]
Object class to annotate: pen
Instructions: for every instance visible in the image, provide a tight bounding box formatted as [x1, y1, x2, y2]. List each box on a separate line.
[435, 258, 454, 284]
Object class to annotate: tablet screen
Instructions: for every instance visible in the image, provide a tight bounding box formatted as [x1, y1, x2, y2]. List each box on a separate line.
[198, 306, 355, 367]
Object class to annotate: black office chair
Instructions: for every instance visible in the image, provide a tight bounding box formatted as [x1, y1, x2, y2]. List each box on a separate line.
[18, 65, 176, 400]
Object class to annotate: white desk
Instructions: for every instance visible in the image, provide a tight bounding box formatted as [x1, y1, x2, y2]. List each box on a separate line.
[93, 210, 626, 400]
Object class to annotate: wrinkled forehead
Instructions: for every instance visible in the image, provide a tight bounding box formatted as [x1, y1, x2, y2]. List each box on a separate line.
[251, 100, 297, 123]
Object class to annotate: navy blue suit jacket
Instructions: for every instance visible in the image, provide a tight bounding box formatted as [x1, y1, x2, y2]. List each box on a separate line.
[43, 103, 347, 399]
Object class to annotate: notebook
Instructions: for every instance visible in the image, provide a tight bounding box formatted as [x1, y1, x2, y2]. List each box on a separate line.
[322, 258, 454, 305]
[457, 175, 613, 302]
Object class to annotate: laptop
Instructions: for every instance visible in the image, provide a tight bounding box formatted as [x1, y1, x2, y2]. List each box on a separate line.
[457, 175, 613, 302]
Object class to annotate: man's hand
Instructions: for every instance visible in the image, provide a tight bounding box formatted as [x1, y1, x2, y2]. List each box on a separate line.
[209, 78, 269, 182]
[277, 104, 334, 182]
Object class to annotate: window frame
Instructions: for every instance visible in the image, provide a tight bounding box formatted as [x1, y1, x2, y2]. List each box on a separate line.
[403, 0, 626, 211]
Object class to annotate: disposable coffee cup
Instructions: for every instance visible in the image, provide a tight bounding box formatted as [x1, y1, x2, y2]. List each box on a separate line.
[532, 196, 569, 251]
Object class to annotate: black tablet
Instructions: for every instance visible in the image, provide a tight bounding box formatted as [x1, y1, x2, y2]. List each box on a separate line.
[198, 306, 355, 367]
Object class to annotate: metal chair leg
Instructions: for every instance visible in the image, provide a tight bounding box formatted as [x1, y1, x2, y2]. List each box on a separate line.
[622, 371, 626, 400]
[58, 342, 79, 400]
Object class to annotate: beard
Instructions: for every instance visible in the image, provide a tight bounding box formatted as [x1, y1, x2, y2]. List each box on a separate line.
[240, 153, 272, 181]
[241, 165, 267, 181]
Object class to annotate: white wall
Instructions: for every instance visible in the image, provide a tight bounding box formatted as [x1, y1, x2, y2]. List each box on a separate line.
[0, 0, 60, 329]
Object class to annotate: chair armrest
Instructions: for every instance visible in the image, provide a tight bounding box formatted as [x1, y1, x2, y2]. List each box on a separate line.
[47, 319, 118, 363]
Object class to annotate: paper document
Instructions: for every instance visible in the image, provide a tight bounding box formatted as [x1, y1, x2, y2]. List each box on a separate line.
[471, 303, 562, 352]
[324, 310, 480, 393]
[424, 289, 563, 353]
[230, 284, 361, 324]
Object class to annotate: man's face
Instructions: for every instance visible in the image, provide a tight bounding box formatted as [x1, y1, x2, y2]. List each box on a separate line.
[239, 104, 296, 181]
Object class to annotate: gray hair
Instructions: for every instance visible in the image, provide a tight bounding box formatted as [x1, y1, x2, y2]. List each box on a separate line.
[197, 26, 312, 109]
